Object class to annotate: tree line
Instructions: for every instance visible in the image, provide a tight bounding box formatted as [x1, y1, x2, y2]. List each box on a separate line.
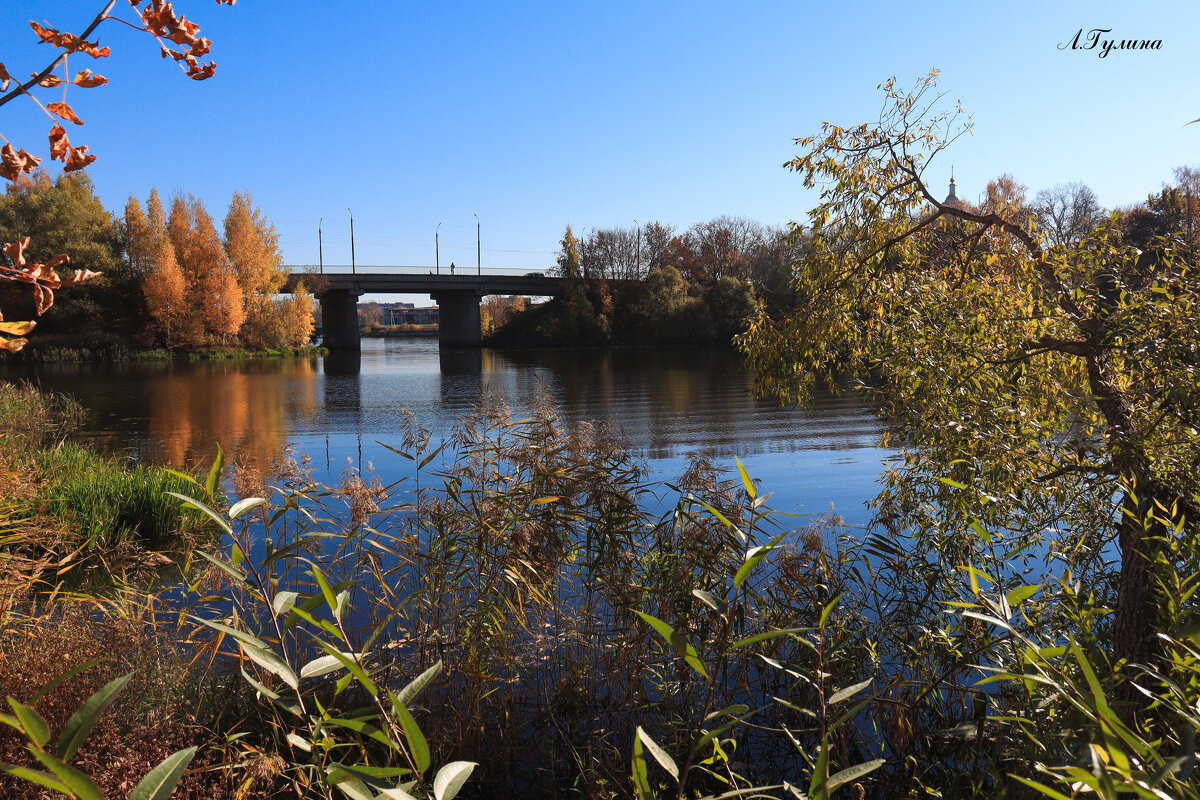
[494, 217, 803, 346]
[0, 171, 314, 356]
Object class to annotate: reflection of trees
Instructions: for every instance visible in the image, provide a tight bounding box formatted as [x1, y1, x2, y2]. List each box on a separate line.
[144, 358, 318, 469]
[491, 347, 885, 461]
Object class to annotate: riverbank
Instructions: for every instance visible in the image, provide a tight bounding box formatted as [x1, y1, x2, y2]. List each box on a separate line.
[0, 331, 327, 363]
[0, 380, 1195, 799]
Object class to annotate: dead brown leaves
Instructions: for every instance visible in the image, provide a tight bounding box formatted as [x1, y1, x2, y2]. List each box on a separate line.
[28, 21, 111, 58]
[0, 236, 101, 350]
[0, 2, 233, 187]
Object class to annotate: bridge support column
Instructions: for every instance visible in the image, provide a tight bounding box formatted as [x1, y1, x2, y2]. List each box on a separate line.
[432, 289, 483, 348]
[319, 289, 363, 351]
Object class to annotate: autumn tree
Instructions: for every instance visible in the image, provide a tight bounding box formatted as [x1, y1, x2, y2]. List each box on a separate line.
[0, 3, 232, 352]
[142, 231, 186, 346]
[1033, 181, 1104, 248]
[740, 73, 1200, 688]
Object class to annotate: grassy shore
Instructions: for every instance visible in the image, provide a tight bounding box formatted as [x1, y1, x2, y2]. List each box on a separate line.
[0, 387, 1197, 800]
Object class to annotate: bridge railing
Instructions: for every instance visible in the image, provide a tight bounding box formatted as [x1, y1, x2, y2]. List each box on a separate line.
[286, 265, 553, 277]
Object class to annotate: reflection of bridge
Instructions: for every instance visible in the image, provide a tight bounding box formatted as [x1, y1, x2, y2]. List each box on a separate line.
[280, 267, 561, 350]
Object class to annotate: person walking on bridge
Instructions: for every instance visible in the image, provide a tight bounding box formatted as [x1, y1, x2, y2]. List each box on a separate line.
[450, 262, 455, 275]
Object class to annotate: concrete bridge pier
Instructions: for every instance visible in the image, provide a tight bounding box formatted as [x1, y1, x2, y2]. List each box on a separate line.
[432, 289, 484, 348]
[319, 288, 364, 351]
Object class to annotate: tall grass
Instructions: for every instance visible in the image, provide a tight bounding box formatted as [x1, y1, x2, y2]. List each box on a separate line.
[0, 382, 83, 452]
[28, 442, 214, 548]
[2, 394, 1198, 798]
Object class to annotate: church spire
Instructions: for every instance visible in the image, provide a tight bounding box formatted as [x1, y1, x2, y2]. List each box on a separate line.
[944, 167, 961, 206]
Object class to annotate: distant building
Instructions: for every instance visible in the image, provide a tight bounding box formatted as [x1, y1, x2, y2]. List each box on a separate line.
[943, 170, 963, 207]
[383, 305, 439, 325]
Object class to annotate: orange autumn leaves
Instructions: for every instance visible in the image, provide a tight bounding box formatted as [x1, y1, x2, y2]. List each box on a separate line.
[0, 2, 232, 350]
[132, 189, 313, 350]
[1, 1, 233, 184]
[0, 236, 102, 351]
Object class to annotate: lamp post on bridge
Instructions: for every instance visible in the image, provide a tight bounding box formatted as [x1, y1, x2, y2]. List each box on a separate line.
[436, 221, 442, 275]
[474, 212, 480, 275]
[348, 208, 356, 275]
[634, 219, 641, 278]
[318, 218, 323, 274]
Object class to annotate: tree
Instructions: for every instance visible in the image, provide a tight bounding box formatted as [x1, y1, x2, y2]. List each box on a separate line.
[1033, 181, 1104, 248]
[0, 171, 120, 336]
[224, 191, 285, 296]
[143, 233, 186, 347]
[739, 72, 1200, 681]
[0, 3, 232, 352]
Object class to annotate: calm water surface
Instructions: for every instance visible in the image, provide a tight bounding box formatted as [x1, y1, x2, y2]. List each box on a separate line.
[2, 339, 893, 527]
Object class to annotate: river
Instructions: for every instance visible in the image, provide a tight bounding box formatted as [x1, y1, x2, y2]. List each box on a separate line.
[1, 338, 893, 528]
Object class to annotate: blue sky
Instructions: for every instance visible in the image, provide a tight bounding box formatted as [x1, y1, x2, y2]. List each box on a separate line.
[2, 1, 1198, 276]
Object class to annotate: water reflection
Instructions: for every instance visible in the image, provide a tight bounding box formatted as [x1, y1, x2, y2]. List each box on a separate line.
[0, 340, 893, 522]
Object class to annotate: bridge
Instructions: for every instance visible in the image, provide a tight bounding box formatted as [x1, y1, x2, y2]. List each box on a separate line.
[281, 267, 561, 350]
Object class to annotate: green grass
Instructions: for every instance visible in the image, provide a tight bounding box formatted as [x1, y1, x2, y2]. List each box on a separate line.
[28, 442, 212, 547]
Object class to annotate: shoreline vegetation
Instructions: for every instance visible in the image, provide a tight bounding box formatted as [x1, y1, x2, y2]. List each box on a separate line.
[1, 383, 1198, 799]
[0, 332, 327, 364]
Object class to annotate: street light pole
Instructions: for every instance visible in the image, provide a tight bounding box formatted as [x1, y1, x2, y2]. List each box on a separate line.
[436, 221, 442, 275]
[348, 208, 356, 275]
[318, 218, 323, 274]
[473, 213, 480, 275]
[634, 219, 640, 278]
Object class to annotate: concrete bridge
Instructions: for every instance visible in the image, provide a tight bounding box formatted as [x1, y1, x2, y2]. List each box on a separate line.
[280, 267, 561, 350]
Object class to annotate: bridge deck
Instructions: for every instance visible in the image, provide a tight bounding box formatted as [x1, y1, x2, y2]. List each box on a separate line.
[281, 270, 558, 296]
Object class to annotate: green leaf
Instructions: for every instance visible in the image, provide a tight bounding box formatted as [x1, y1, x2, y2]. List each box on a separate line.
[166, 492, 232, 535]
[734, 530, 788, 589]
[735, 457, 756, 499]
[128, 747, 198, 800]
[1008, 775, 1075, 800]
[29, 658, 110, 704]
[692, 589, 728, 617]
[205, 442, 225, 499]
[632, 610, 709, 679]
[7, 699, 50, 748]
[636, 726, 679, 780]
[301, 652, 358, 680]
[432, 761, 476, 800]
[631, 734, 653, 800]
[193, 549, 246, 584]
[393, 699, 430, 773]
[31, 750, 104, 800]
[396, 660, 442, 707]
[732, 627, 810, 648]
[240, 642, 300, 690]
[0, 764, 70, 795]
[827, 758, 886, 792]
[57, 672, 131, 760]
[332, 776, 375, 800]
[1006, 584, 1042, 606]
[272, 590, 300, 615]
[319, 642, 378, 696]
[229, 496, 267, 519]
[827, 678, 872, 706]
[374, 788, 421, 800]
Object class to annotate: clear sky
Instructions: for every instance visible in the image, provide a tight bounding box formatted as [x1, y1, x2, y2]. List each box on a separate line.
[2, 1, 1198, 277]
